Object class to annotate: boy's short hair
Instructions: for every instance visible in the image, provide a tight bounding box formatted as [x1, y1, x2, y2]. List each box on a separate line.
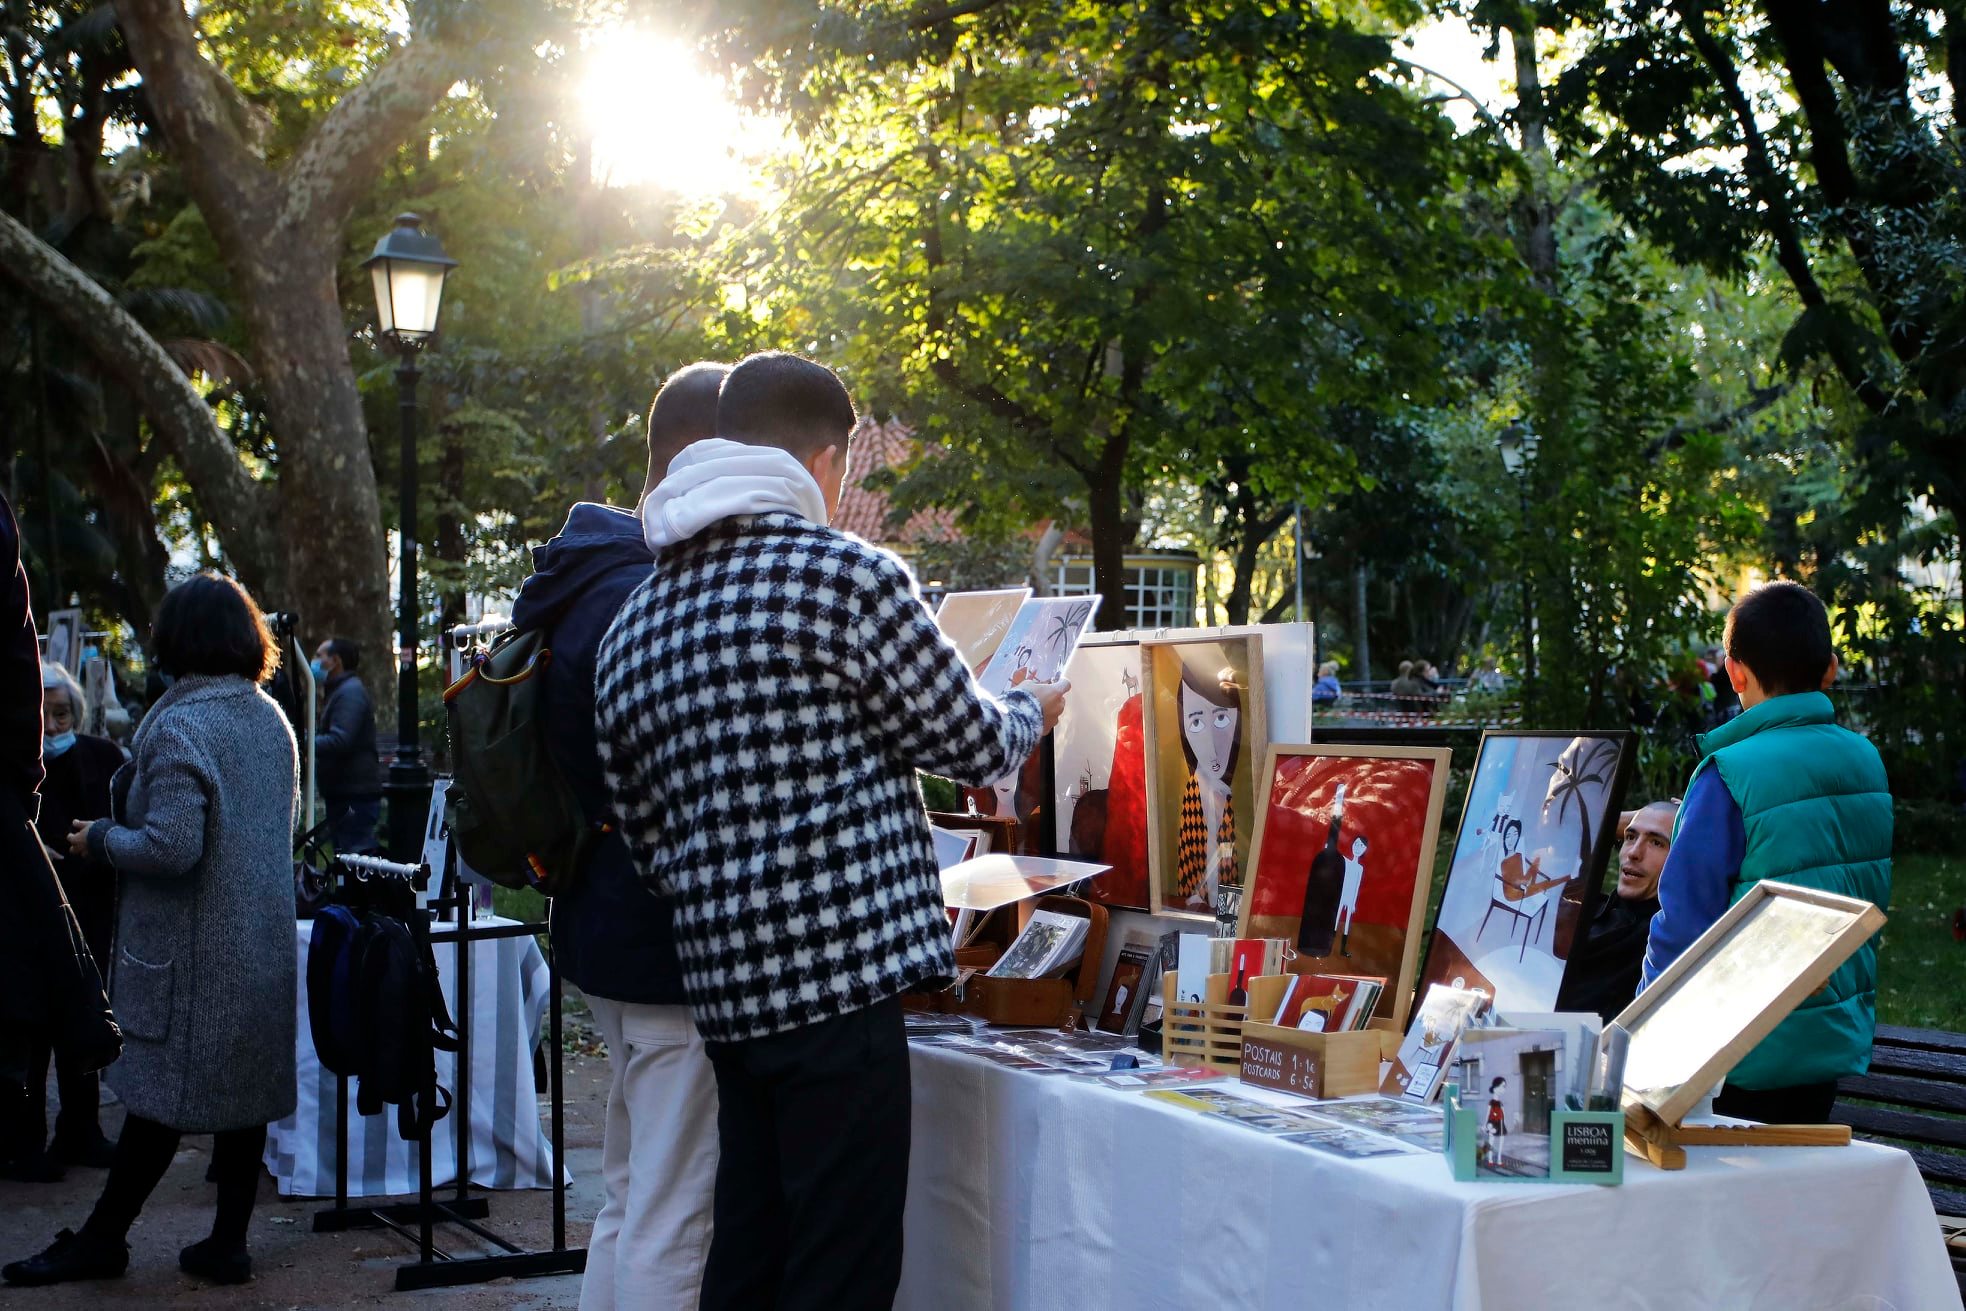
[645, 362, 729, 494]
[1724, 581, 1833, 697]
[715, 351, 856, 459]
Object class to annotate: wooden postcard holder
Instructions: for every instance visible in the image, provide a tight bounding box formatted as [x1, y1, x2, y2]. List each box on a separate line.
[1611, 881, 1883, 1170]
[1236, 973, 1392, 1098]
[909, 896, 1108, 1029]
[1164, 972, 1397, 1079]
[1442, 1082, 1625, 1185]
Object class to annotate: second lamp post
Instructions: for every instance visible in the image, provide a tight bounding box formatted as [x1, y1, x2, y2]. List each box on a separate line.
[364, 212, 457, 862]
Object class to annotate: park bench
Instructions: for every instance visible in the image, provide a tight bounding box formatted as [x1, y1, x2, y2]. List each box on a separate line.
[1833, 1024, 1966, 1296]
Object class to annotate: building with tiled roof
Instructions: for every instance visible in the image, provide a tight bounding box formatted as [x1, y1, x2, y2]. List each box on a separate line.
[839, 415, 1202, 629]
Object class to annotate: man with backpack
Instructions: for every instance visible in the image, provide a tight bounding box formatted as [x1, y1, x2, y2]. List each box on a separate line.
[507, 362, 727, 1311]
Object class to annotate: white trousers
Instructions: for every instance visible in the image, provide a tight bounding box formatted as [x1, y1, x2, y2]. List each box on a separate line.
[580, 996, 719, 1311]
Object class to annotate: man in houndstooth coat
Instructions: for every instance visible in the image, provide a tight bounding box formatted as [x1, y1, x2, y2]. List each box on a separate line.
[597, 351, 1068, 1310]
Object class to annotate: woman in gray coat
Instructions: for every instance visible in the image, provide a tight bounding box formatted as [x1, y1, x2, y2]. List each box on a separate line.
[5, 573, 298, 1289]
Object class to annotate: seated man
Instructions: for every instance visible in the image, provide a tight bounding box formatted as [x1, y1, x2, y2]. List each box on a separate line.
[1555, 800, 1677, 1022]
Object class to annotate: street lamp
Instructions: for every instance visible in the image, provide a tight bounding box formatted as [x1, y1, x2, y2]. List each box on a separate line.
[1496, 421, 1538, 718]
[364, 213, 457, 861]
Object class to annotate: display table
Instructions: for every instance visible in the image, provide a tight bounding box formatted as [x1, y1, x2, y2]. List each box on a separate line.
[899, 1039, 1957, 1310]
[264, 916, 562, 1198]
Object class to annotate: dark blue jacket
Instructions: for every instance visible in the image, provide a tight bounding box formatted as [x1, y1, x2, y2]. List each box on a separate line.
[316, 673, 382, 799]
[511, 504, 683, 1005]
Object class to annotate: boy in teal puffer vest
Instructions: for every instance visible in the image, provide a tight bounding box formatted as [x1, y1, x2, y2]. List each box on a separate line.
[1640, 581, 1892, 1124]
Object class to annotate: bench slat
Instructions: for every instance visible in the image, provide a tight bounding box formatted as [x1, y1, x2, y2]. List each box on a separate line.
[1906, 1148, 1966, 1190]
[1876, 1025, 1966, 1057]
[1834, 1104, 1966, 1151]
[1839, 1073, 1966, 1116]
[1866, 1046, 1966, 1081]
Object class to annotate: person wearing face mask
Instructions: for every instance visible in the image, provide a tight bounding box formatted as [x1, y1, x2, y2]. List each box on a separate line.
[17, 666, 127, 1174]
[309, 637, 381, 855]
[1553, 799, 1679, 1023]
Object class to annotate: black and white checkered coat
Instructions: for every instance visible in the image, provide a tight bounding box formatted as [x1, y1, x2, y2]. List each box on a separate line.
[595, 511, 1042, 1043]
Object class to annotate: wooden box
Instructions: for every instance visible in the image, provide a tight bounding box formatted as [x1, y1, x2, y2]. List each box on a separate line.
[1161, 971, 1396, 1077]
[1239, 1023, 1387, 1099]
[908, 896, 1108, 1029]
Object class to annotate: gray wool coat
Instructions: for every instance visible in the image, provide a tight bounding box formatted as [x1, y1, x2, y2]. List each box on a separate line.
[86, 673, 299, 1132]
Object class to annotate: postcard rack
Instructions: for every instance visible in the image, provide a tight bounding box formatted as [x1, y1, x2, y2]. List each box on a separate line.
[910, 895, 1109, 1028]
[1441, 1082, 1624, 1185]
[1166, 972, 1395, 1081]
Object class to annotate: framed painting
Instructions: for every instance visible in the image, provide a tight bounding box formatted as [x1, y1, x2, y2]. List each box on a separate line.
[1415, 731, 1634, 1015]
[1613, 880, 1886, 1126]
[1051, 635, 1149, 909]
[44, 607, 83, 675]
[934, 587, 1031, 676]
[1237, 743, 1451, 1031]
[1141, 635, 1267, 921]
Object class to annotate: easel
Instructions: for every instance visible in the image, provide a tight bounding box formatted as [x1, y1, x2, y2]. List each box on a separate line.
[1622, 1102, 1851, 1170]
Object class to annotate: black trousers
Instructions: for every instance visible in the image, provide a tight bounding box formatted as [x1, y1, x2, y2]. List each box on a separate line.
[1713, 1080, 1839, 1124]
[82, 1113, 267, 1248]
[23, 1030, 102, 1150]
[699, 997, 911, 1311]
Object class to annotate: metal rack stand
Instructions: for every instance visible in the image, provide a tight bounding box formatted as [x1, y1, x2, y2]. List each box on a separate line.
[308, 849, 584, 1290]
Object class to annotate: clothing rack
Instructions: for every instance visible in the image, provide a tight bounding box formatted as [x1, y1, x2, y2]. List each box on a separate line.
[309, 848, 585, 1291]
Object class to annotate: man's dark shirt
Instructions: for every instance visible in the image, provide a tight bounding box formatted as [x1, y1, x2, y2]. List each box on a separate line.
[1556, 889, 1662, 1023]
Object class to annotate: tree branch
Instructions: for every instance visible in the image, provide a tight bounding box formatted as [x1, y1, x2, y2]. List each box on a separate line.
[112, 0, 274, 234]
[279, 32, 464, 236]
[907, 0, 1011, 29]
[0, 206, 280, 592]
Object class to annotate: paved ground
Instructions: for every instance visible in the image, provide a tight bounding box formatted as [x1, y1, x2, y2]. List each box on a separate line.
[0, 1019, 613, 1309]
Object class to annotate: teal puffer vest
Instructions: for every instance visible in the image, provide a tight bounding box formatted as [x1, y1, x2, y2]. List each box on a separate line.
[1693, 692, 1892, 1090]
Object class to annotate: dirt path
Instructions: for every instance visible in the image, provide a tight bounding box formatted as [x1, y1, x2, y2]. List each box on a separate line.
[0, 1034, 612, 1308]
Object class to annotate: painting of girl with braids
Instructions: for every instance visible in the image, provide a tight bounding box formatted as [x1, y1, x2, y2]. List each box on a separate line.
[1143, 636, 1267, 922]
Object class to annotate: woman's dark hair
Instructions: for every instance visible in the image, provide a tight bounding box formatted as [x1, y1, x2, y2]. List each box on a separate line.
[1501, 818, 1523, 854]
[1490, 1076, 1506, 1092]
[153, 573, 279, 683]
[1174, 655, 1243, 780]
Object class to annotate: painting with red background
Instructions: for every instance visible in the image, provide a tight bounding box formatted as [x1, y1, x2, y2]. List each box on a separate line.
[1243, 753, 1441, 1019]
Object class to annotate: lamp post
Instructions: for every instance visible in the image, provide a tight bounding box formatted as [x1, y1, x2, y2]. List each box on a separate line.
[1497, 421, 1539, 719]
[364, 213, 457, 861]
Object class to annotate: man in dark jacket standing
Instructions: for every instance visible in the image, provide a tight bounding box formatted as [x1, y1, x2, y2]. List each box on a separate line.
[0, 492, 119, 1181]
[510, 362, 727, 1311]
[310, 638, 381, 855]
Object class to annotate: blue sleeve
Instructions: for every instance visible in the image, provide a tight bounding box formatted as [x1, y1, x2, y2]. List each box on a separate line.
[1641, 766, 1746, 987]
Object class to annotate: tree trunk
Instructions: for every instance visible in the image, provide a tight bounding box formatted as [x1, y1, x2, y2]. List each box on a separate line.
[236, 249, 394, 679]
[1087, 445, 1130, 631]
[1353, 562, 1371, 679]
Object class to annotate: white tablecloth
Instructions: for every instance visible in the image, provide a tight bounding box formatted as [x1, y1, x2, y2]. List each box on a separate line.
[264, 916, 562, 1198]
[900, 1041, 1957, 1311]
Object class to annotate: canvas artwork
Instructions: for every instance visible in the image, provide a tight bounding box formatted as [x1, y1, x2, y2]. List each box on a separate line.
[974, 595, 1102, 697]
[1051, 636, 1150, 908]
[1453, 1026, 1588, 1178]
[44, 607, 82, 676]
[1239, 745, 1451, 1029]
[1415, 732, 1633, 1013]
[934, 587, 1031, 675]
[1142, 636, 1267, 920]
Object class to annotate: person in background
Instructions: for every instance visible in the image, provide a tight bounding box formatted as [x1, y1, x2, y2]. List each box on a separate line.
[6, 572, 298, 1288]
[1472, 657, 1506, 693]
[0, 492, 119, 1187]
[1706, 643, 1741, 723]
[1311, 661, 1342, 706]
[310, 637, 381, 854]
[597, 351, 1066, 1309]
[1389, 659, 1429, 712]
[1641, 582, 1890, 1125]
[1555, 799, 1678, 1023]
[511, 361, 729, 1311]
[20, 665, 125, 1173]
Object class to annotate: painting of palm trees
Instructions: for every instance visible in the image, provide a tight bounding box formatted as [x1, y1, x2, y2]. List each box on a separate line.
[1543, 736, 1624, 872]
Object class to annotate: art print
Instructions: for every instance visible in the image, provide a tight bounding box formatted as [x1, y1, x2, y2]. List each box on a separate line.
[1278, 1125, 1422, 1161]
[1051, 636, 1149, 908]
[1415, 732, 1634, 1013]
[974, 595, 1101, 697]
[44, 607, 82, 675]
[1141, 636, 1266, 920]
[1239, 744, 1450, 1029]
[934, 587, 1031, 675]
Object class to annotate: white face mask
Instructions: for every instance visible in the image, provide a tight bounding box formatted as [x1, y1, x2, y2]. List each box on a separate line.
[1180, 683, 1238, 784]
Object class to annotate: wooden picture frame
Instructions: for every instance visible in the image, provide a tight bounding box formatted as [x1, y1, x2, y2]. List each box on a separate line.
[1612, 879, 1887, 1127]
[1141, 635, 1268, 921]
[1413, 730, 1634, 1015]
[1235, 743, 1451, 1032]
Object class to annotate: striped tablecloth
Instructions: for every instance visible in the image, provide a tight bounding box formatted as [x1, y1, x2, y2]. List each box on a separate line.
[264, 916, 563, 1198]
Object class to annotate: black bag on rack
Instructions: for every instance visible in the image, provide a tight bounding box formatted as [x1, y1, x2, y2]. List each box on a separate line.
[350, 896, 460, 1141]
